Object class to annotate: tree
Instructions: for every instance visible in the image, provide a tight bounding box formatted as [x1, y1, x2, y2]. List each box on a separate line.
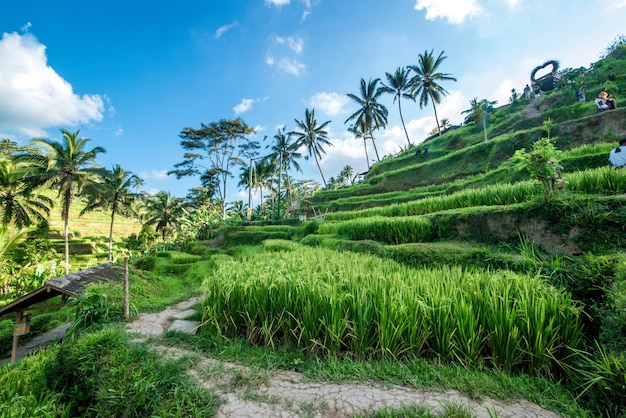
[290, 109, 333, 187]
[18, 130, 105, 274]
[338, 165, 354, 186]
[0, 160, 52, 228]
[381, 67, 415, 147]
[462, 98, 497, 142]
[143, 191, 183, 243]
[269, 127, 302, 212]
[170, 118, 259, 219]
[408, 50, 457, 136]
[348, 120, 371, 169]
[513, 137, 567, 200]
[81, 165, 143, 262]
[345, 78, 388, 162]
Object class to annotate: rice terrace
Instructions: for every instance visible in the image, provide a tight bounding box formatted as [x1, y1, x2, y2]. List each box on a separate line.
[2, 37, 626, 417]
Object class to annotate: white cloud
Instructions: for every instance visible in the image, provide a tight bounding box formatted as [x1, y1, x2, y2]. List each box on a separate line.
[233, 98, 254, 114]
[276, 36, 304, 54]
[493, 79, 515, 106]
[21, 22, 32, 33]
[276, 58, 305, 76]
[265, 0, 290, 6]
[140, 169, 169, 180]
[309, 92, 349, 116]
[414, 0, 482, 24]
[605, 0, 626, 10]
[0, 32, 104, 137]
[215, 21, 239, 39]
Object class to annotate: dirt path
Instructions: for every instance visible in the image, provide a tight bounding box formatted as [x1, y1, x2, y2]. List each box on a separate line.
[126, 297, 562, 418]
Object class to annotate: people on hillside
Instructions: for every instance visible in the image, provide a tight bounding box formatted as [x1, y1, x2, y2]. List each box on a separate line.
[606, 94, 617, 110]
[608, 138, 626, 167]
[576, 85, 586, 102]
[414, 149, 422, 157]
[599, 87, 609, 101]
[414, 146, 429, 158]
[533, 84, 541, 99]
[595, 93, 609, 113]
[423, 146, 429, 156]
[523, 84, 531, 99]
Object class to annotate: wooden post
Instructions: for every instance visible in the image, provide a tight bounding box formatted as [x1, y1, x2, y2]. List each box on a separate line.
[124, 257, 130, 320]
[11, 310, 23, 363]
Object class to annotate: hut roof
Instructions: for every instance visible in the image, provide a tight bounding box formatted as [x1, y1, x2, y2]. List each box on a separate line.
[0, 263, 122, 317]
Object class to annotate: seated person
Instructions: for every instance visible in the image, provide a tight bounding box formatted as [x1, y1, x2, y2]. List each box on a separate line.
[595, 94, 609, 112]
[414, 149, 422, 157]
[423, 146, 429, 156]
[609, 138, 626, 167]
[606, 94, 617, 110]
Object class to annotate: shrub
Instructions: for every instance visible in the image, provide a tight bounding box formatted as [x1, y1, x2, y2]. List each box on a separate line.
[133, 255, 157, 271]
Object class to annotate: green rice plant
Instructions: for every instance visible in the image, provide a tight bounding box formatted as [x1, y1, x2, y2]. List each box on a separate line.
[324, 181, 540, 222]
[334, 216, 432, 245]
[201, 245, 582, 376]
[262, 239, 300, 252]
[565, 166, 626, 194]
[0, 349, 71, 417]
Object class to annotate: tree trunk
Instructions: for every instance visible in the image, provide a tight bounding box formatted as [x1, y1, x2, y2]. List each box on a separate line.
[363, 137, 370, 169]
[63, 188, 71, 274]
[314, 154, 327, 187]
[398, 100, 411, 147]
[108, 209, 115, 262]
[369, 129, 380, 161]
[431, 95, 442, 136]
[482, 113, 488, 142]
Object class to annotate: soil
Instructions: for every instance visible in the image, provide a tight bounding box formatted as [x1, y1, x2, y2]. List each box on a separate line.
[125, 297, 563, 418]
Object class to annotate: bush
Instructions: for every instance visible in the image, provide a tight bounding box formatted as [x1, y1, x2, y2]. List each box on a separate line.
[133, 256, 157, 271]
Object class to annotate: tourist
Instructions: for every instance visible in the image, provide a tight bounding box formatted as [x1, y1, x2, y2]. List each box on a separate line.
[576, 85, 586, 102]
[599, 87, 609, 101]
[608, 138, 626, 167]
[606, 94, 617, 110]
[595, 94, 609, 113]
[533, 85, 541, 99]
[523, 84, 531, 99]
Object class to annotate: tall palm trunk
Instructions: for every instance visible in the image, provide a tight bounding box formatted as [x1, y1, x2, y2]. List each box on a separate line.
[363, 136, 370, 169]
[482, 113, 488, 142]
[108, 207, 116, 262]
[398, 100, 411, 146]
[368, 127, 380, 161]
[431, 96, 442, 136]
[314, 154, 327, 187]
[63, 188, 71, 274]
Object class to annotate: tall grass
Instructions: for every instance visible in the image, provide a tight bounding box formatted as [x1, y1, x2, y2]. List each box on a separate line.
[202, 244, 582, 376]
[565, 166, 626, 194]
[324, 182, 541, 222]
[319, 216, 432, 244]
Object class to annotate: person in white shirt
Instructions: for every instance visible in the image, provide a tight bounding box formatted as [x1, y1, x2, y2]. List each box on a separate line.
[608, 138, 626, 167]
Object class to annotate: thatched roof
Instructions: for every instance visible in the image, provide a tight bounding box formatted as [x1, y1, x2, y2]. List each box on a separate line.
[0, 263, 122, 317]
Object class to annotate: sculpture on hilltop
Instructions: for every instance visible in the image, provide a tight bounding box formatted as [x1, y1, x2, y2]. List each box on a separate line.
[530, 59, 560, 91]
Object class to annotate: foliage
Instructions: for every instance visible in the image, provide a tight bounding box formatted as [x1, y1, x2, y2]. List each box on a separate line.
[513, 137, 567, 200]
[44, 329, 221, 417]
[380, 66, 415, 147]
[202, 245, 582, 376]
[290, 108, 333, 187]
[170, 118, 258, 218]
[66, 284, 117, 339]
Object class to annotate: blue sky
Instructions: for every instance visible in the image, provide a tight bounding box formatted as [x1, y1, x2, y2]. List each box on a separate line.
[1, 0, 625, 204]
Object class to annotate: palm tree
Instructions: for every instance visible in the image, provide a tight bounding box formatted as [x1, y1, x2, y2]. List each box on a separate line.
[462, 98, 497, 142]
[339, 165, 354, 186]
[381, 67, 415, 147]
[81, 165, 144, 262]
[270, 127, 302, 209]
[19, 130, 105, 274]
[290, 108, 333, 187]
[348, 120, 371, 169]
[345, 78, 388, 162]
[143, 191, 183, 244]
[408, 50, 457, 136]
[0, 160, 52, 228]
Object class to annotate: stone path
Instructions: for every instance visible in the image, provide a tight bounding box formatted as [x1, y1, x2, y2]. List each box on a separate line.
[125, 296, 563, 418]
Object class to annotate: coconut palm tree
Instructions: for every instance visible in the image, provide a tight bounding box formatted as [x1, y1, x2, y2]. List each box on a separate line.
[462, 98, 497, 142]
[408, 50, 457, 136]
[18, 130, 105, 274]
[348, 120, 371, 169]
[270, 127, 302, 209]
[345, 78, 388, 162]
[81, 165, 144, 261]
[381, 67, 415, 147]
[290, 108, 333, 187]
[0, 160, 52, 228]
[143, 191, 183, 244]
